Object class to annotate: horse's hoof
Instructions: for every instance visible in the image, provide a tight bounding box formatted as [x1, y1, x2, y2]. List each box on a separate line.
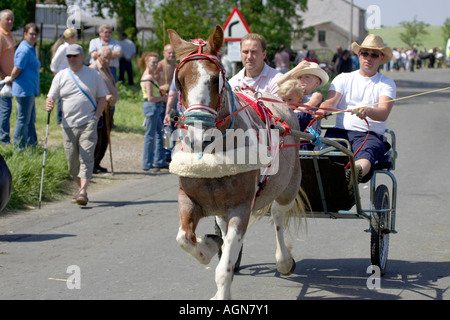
[205, 234, 223, 248]
[279, 258, 296, 276]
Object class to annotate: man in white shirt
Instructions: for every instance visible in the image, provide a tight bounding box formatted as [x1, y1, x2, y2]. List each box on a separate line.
[46, 44, 108, 206]
[317, 34, 396, 183]
[89, 24, 121, 81]
[228, 33, 282, 96]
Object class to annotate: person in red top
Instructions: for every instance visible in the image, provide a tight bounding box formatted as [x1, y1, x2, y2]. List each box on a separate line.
[304, 50, 319, 64]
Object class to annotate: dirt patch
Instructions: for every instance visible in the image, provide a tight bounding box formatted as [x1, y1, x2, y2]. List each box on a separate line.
[66, 131, 170, 199]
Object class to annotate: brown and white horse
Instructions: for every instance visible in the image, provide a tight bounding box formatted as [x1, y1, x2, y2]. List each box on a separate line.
[168, 25, 305, 299]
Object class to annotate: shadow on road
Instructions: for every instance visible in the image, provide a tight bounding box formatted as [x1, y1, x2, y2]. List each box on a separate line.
[0, 233, 76, 242]
[236, 258, 450, 300]
[88, 199, 177, 208]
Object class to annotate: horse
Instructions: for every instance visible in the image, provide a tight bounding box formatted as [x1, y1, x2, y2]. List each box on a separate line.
[168, 25, 306, 300]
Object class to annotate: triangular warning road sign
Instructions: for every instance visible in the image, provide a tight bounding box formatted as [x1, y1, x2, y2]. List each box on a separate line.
[223, 7, 251, 42]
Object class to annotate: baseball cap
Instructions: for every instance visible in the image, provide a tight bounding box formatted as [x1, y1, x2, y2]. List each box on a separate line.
[66, 44, 84, 56]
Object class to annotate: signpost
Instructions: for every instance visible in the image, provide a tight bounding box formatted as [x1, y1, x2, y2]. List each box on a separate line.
[223, 7, 251, 66]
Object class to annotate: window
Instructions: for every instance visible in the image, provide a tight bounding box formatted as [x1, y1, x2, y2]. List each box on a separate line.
[318, 30, 326, 42]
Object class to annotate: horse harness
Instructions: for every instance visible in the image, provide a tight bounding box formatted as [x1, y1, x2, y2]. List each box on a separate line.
[174, 39, 301, 207]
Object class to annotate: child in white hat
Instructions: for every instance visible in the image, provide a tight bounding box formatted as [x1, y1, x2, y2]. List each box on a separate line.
[277, 61, 329, 149]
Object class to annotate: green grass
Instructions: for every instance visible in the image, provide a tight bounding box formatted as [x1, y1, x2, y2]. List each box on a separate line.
[0, 84, 145, 212]
[0, 144, 69, 209]
[369, 26, 448, 50]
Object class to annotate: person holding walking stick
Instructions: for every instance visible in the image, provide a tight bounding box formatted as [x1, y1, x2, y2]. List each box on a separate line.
[46, 44, 108, 206]
[89, 46, 118, 174]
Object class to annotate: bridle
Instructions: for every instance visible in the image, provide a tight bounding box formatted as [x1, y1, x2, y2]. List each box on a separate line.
[174, 39, 232, 128]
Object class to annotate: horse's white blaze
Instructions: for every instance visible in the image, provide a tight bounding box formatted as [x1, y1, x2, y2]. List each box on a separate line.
[187, 61, 214, 107]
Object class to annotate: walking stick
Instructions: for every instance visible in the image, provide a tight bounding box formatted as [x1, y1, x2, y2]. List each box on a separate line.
[104, 103, 114, 175]
[38, 111, 51, 209]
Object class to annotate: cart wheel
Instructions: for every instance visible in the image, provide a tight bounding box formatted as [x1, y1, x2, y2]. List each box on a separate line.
[370, 184, 391, 276]
[215, 220, 243, 272]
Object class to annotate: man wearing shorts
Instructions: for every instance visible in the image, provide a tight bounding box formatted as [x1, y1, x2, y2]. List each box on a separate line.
[317, 35, 396, 183]
[46, 44, 108, 206]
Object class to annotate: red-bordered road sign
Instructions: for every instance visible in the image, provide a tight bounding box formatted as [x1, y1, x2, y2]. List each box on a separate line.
[223, 7, 251, 42]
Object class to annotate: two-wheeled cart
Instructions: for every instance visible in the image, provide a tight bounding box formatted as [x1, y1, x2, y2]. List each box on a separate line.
[294, 126, 398, 275]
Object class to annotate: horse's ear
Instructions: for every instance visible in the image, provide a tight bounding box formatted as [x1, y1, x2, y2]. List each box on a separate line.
[168, 29, 183, 49]
[207, 25, 224, 55]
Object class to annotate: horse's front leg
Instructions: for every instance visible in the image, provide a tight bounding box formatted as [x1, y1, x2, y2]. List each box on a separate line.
[176, 188, 222, 265]
[212, 208, 250, 300]
[271, 200, 296, 275]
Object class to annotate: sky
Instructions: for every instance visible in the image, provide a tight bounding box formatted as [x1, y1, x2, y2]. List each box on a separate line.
[352, 0, 449, 27]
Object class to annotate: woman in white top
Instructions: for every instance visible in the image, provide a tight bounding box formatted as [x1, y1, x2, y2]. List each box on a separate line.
[50, 28, 77, 124]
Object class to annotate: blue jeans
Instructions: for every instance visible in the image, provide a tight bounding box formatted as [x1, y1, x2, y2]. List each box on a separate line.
[0, 94, 12, 144]
[14, 96, 37, 149]
[142, 101, 166, 170]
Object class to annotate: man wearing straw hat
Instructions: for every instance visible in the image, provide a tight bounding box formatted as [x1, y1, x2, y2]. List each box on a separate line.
[317, 34, 396, 184]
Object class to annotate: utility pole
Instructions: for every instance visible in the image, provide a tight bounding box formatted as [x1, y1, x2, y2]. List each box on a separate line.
[349, 0, 354, 48]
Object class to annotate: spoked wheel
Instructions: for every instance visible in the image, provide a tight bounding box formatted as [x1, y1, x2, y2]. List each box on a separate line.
[370, 184, 391, 276]
[215, 220, 243, 272]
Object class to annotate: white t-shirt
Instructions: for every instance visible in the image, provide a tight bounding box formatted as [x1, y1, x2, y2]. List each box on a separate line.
[50, 42, 69, 73]
[330, 70, 396, 135]
[48, 66, 108, 128]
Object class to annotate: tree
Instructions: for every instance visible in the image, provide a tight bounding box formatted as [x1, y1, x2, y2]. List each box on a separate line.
[0, 0, 37, 30]
[146, 0, 312, 60]
[399, 16, 429, 48]
[442, 18, 450, 49]
[239, 0, 313, 58]
[148, 0, 236, 51]
[87, 0, 137, 39]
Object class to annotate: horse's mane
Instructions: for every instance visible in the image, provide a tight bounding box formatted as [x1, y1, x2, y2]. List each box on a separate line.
[175, 41, 218, 60]
[174, 39, 214, 61]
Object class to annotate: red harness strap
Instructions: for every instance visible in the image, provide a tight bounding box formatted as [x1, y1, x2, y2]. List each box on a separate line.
[234, 92, 292, 137]
[235, 92, 273, 122]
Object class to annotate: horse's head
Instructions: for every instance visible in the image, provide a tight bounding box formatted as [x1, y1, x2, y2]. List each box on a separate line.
[168, 25, 226, 128]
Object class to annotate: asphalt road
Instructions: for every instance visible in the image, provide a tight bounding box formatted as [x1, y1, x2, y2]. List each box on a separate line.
[0, 68, 449, 301]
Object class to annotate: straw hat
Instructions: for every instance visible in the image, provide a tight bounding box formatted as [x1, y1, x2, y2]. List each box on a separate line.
[290, 62, 329, 88]
[351, 34, 393, 64]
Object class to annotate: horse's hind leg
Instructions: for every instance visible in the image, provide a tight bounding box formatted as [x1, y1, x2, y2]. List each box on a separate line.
[176, 189, 222, 265]
[271, 200, 296, 275]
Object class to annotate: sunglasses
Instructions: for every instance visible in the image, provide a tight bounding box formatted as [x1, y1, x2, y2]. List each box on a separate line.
[360, 50, 381, 59]
[67, 55, 79, 58]
[28, 32, 38, 36]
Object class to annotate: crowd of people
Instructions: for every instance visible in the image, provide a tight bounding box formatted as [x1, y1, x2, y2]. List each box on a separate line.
[0, 9, 176, 206]
[0, 7, 407, 207]
[389, 47, 446, 72]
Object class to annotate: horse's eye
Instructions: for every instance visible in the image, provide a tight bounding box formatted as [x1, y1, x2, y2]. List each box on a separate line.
[211, 74, 219, 87]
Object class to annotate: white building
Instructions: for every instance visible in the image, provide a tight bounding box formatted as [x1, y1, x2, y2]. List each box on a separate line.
[292, 0, 367, 62]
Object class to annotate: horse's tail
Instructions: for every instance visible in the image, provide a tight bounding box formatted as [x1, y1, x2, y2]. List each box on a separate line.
[250, 187, 311, 231]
